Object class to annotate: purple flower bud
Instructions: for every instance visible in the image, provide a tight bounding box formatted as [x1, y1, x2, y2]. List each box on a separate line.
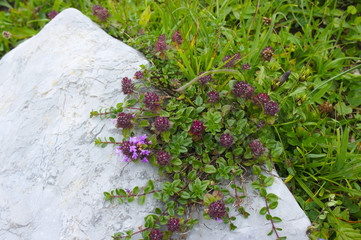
[208, 200, 226, 220]
[171, 31, 183, 45]
[154, 116, 170, 132]
[261, 46, 274, 61]
[264, 100, 279, 116]
[157, 151, 172, 166]
[199, 72, 212, 85]
[92, 5, 110, 21]
[149, 229, 163, 240]
[190, 120, 205, 135]
[116, 112, 134, 129]
[233, 81, 254, 99]
[222, 53, 241, 68]
[242, 63, 251, 70]
[167, 218, 181, 232]
[48, 10, 58, 20]
[155, 34, 167, 53]
[143, 92, 160, 110]
[208, 90, 220, 103]
[253, 93, 270, 107]
[122, 77, 134, 94]
[134, 71, 144, 79]
[249, 139, 266, 157]
[219, 133, 234, 148]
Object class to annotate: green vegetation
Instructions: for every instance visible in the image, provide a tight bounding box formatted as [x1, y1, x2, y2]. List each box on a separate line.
[2, 0, 361, 239]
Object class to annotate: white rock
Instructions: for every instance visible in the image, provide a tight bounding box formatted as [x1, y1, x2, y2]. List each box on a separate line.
[0, 8, 310, 240]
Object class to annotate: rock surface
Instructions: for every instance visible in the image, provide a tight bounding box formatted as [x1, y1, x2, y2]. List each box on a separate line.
[0, 8, 310, 240]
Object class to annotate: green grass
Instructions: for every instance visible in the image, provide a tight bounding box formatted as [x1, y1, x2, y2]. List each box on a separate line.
[1, 0, 361, 239]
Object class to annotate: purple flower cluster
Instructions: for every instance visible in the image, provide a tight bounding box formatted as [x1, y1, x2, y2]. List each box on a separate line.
[264, 101, 279, 116]
[171, 31, 183, 45]
[134, 71, 144, 79]
[208, 90, 220, 103]
[143, 92, 160, 111]
[116, 112, 134, 129]
[149, 229, 163, 240]
[190, 120, 206, 135]
[115, 135, 151, 163]
[249, 139, 266, 157]
[167, 217, 180, 232]
[253, 93, 270, 107]
[219, 133, 234, 148]
[154, 116, 170, 132]
[199, 72, 212, 85]
[233, 81, 254, 99]
[92, 5, 110, 21]
[261, 46, 274, 61]
[48, 10, 58, 20]
[155, 34, 167, 53]
[157, 151, 172, 166]
[242, 63, 251, 70]
[222, 53, 241, 68]
[208, 200, 226, 220]
[122, 77, 134, 94]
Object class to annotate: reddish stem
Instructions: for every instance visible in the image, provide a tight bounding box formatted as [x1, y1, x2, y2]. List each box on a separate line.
[264, 198, 281, 239]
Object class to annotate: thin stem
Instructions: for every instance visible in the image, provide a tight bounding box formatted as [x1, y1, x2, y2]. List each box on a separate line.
[264, 198, 281, 239]
[175, 69, 243, 92]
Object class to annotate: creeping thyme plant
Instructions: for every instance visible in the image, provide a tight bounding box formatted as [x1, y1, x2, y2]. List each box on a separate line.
[91, 24, 288, 238]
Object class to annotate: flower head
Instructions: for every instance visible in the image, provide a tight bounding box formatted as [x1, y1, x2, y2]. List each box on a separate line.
[48, 10, 58, 20]
[190, 120, 205, 135]
[143, 92, 160, 110]
[208, 200, 226, 220]
[198, 72, 212, 85]
[261, 46, 274, 61]
[171, 31, 183, 45]
[155, 34, 167, 53]
[92, 5, 110, 21]
[167, 217, 180, 232]
[116, 112, 134, 129]
[233, 81, 254, 99]
[122, 77, 134, 94]
[157, 151, 171, 166]
[249, 139, 266, 157]
[253, 93, 270, 107]
[264, 100, 279, 116]
[134, 71, 144, 79]
[116, 135, 151, 163]
[208, 90, 220, 103]
[149, 229, 163, 240]
[219, 133, 234, 148]
[154, 116, 170, 132]
[242, 63, 251, 70]
[222, 53, 241, 68]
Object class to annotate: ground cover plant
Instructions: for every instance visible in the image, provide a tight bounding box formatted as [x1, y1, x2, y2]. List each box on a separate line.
[2, 0, 361, 239]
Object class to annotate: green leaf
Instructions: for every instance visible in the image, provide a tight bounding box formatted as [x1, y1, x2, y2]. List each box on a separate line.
[272, 216, 282, 223]
[139, 119, 149, 127]
[259, 187, 267, 197]
[133, 186, 139, 195]
[264, 177, 274, 187]
[125, 99, 137, 107]
[204, 164, 217, 173]
[171, 158, 182, 166]
[148, 180, 154, 190]
[109, 137, 115, 143]
[139, 5, 152, 28]
[269, 201, 278, 209]
[188, 170, 197, 180]
[334, 102, 352, 116]
[161, 131, 170, 142]
[138, 195, 146, 205]
[252, 165, 262, 176]
[153, 191, 161, 200]
[195, 96, 203, 106]
[259, 207, 267, 215]
[180, 191, 191, 199]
